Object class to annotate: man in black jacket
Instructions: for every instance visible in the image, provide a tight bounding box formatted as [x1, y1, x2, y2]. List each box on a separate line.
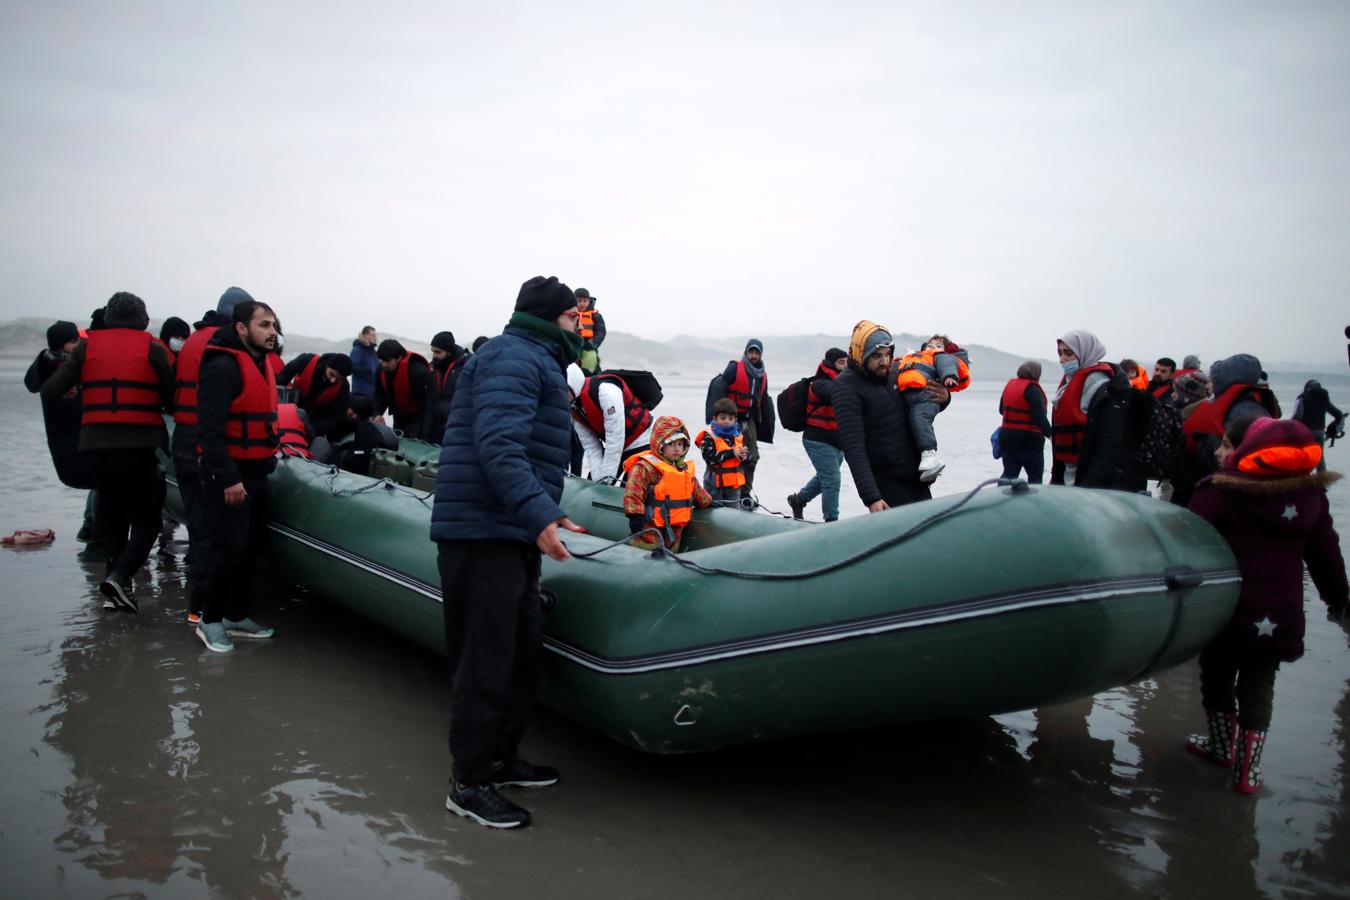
[423, 331, 469, 443]
[194, 298, 280, 652]
[828, 321, 946, 511]
[277, 351, 353, 439]
[26, 321, 98, 538]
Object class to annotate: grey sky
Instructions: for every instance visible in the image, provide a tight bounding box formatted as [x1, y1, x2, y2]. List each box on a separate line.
[2, 1, 1347, 365]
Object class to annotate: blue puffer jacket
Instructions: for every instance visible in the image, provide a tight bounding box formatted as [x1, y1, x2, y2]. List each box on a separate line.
[429, 325, 571, 544]
[350, 339, 379, 397]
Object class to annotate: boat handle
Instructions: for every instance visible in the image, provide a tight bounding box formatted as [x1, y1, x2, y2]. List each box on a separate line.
[673, 704, 698, 726]
[1164, 565, 1204, 590]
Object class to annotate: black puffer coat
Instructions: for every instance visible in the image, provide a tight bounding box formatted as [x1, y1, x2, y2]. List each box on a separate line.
[824, 362, 924, 507]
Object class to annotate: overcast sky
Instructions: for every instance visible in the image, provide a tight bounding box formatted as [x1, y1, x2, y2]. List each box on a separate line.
[1, 1, 1347, 366]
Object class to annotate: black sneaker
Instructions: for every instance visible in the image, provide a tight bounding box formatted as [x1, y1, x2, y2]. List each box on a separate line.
[99, 575, 138, 613]
[76, 523, 101, 543]
[445, 783, 531, 829]
[787, 494, 805, 520]
[491, 758, 560, 788]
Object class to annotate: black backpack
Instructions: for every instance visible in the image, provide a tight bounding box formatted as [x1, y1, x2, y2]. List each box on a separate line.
[599, 369, 662, 410]
[1131, 392, 1185, 480]
[775, 377, 813, 433]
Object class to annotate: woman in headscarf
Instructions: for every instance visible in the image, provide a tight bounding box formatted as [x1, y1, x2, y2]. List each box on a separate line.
[1050, 330, 1113, 485]
[997, 360, 1051, 483]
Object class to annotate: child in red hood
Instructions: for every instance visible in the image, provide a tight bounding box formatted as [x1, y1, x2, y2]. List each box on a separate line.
[623, 415, 713, 551]
[1185, 416, 1347, 795]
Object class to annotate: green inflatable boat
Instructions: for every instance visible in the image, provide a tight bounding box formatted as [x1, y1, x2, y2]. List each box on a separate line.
[165, 449, 1240, 754]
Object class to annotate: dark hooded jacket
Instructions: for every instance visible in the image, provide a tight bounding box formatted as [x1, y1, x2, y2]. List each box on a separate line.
[26, 349, 95, 488]
[1190, 468, 1346, 662]
[1075, 366, 1152, 491]
[1293, 380, 1345, 436]
[824, 360, 928, 507]
[278, 352, 352, 439]
[350, 338, 380, 397]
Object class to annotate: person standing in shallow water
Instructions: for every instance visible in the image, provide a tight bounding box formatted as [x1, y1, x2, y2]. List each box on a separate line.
[997, 360, 1051, 484]
[787, 347, 847, 521]
[431, 275, 585, 830]
[1184, 416, 1347, 795]
[719, 339, 775, 491]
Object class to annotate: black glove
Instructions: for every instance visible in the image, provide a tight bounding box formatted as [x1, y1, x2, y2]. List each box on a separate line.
[627, 515, 648, 536]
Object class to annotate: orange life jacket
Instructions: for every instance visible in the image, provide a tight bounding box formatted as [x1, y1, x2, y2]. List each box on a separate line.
[623, 452, 697, 531]
[574, 374, 652, 442]
[203, 344, 279, 460]
[999, 377, 1048, 434]
[1182, 383, 1280, 452]
[1129, 369, 1149, 392]
[896, 349, 972, 392]
[276, 403, 312, 459]
[1051, 363, 1114, 463]
[578, 308, 597, 341]
[726, 360, 766, 417]
[80, 329, 164, 427]
[379, 353, 428, 418]
[805, 362, 839, 432]
[293, 354, 343, 411]
[173, 325, 220, 426]
[694, 430, 746, 488]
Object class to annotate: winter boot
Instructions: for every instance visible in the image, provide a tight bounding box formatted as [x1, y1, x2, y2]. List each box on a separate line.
[1233, 728, 1267, 795]
[786, 494, 806, 520]
[1185, 710, 1237, 767]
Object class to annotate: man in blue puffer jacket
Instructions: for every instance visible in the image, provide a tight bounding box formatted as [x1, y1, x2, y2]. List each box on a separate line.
[430, 275, 586, 830]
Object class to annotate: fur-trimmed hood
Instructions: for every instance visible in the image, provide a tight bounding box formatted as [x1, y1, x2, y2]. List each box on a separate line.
[1207, 470, 1340, 496]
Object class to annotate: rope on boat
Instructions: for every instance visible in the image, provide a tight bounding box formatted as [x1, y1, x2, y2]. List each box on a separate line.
[321, 465, 434, 507]
[568, 478, 1014, 580]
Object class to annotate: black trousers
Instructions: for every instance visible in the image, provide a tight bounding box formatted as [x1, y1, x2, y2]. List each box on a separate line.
[875, 472, 932, 507]
[1199, 644, 1279, 730]
[175, 464, 213, 616]
[201, 472, 269, 624]
[999, 430, 1046, 484]
[91, 448, 166, 580]
[438, 539, 544, 786]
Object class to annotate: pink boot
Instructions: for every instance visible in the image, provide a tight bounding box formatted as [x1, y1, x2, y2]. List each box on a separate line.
[1233, 728, 1268, 795]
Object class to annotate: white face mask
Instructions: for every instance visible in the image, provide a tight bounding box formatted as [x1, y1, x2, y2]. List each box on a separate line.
[169, 337, 186, 352]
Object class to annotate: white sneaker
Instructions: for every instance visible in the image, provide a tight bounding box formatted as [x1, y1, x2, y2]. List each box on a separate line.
[918, 450, 945, 483]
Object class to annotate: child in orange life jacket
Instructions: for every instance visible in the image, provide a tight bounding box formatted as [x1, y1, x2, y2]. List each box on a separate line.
[623, 415, 713, 551]
[895, 335, 971, 482]
[696, 398, 751, 508]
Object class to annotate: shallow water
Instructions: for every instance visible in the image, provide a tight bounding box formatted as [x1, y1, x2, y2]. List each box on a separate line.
[1, 370, 1348, 898]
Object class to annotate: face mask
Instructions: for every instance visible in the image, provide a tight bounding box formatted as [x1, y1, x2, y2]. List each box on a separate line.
[1061, 359, 1079, 376]
[169, 337, 186, 352]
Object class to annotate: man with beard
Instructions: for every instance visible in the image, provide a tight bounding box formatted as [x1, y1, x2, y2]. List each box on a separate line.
[827, 320, 948, 510]
[194, 298, 281, 653]
[424, 331, 470, 443]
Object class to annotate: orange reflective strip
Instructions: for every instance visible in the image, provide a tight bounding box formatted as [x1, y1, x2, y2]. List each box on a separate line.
[1237, 444, 1322, 474]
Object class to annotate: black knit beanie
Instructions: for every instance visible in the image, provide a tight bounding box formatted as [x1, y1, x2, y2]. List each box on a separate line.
[431, 331, 456, 352]
[104, 292, 149, 330]
[320, 353, 353, 378]
[376, 339, 406, 361]
[159, 316, 190, 342]
[514, 276, 577, 321]
[47, 321, 79, 351]
[824, 347, 847, 366]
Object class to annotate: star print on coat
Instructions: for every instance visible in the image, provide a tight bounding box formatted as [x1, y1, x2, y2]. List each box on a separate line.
[1254, 617, 1277, 637]
[1281, 504, 1298, 521]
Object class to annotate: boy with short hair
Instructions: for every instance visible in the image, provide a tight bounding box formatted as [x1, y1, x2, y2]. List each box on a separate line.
[696, 398, 750, 507]
[623, 416, 713, 551]
[896, 334, 971, 482]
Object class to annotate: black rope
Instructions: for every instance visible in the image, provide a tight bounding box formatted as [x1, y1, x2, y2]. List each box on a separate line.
[566, 478, 1011, 580]
[321, 465, 433, 507]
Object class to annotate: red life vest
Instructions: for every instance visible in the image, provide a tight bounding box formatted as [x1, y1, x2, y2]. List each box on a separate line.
[1051, 363, 1114, 463]
[578, 308, 597, 341]
[203, 344, 278, 460]
[726, 360, 766, 416]
[694, 429, 746, 488]
[80, 329, 164, 427]
[432, 353, 466, 394]
[1000, 377, 1048, 434]
[173, 325, 220, 426]
[574, 374, 652, 443]
[266, 353, 284, 377]
[276, 403, 312, 459]
[293, 354, 343, 411]
[805, 362, 839, 432]
[379, 353, 428, 417]
[1151, 381, 1173, 399]
[1182, 383, 1280, 452]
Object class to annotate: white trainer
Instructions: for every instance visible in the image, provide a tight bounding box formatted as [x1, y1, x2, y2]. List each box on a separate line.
[918, 450, 945, 483]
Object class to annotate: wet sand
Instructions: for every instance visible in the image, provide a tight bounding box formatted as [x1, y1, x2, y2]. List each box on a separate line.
[2, 372, 1349, 898]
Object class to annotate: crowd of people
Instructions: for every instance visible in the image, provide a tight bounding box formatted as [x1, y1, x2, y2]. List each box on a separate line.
[21, 281, 1349, 826]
